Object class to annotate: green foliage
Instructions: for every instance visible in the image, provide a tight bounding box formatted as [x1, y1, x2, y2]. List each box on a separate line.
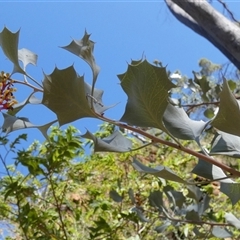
[1, 27, 240, 239]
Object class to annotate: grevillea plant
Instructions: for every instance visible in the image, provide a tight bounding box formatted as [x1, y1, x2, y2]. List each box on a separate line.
[1, 27, 240, 238]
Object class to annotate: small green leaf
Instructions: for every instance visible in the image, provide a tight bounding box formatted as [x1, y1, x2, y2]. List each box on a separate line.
[211, 79, 240, 137]
[228, 80, 237, 91]
[193, 72, 211, 94]
[82, 130, 132, 152]
[204, 108, 215, 119]
[119, 59, 175, 131]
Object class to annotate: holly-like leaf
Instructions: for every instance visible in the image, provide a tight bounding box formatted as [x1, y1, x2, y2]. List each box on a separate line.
[212, 226, 232, 238]
[210, 131, 240, 158]
[163, 186, 185, 209]
[2, 113, 35, 133]
[109, 189, 123, 203]
[155, 221, 171, 233]
[61, 30, 100, 85]
[185, 208, 200, 221]
[18, 48, 38, 71]
[42, 66, 109, 126]
[220, 182, 240, 205]
[187, 185, 203, 202]
[225, 212, 240, 229]
[8, 93, 41, 116]
[118, 59, 175, 131]
[0, 27, 24, 74]
[132, 158, 187, 184]
[211, 79, 240, 137]
[191, 159, 229, 180]
[163, 103, 209, 144]
[38, 120, 58, 139]
[1, 113, 56, 139]
[149, 191, 164, 209]
[81, 130, 132, 152]
[131, 207, 149, 222]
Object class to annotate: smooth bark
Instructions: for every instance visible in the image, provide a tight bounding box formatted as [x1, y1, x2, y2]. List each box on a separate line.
[165, 0, 240, 69]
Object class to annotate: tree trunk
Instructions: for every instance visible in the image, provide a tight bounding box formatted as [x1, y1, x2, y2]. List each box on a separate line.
[165, 0, 240, 69]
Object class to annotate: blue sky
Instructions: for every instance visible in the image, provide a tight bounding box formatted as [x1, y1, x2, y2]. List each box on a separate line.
[0, 1, 240, 238]
[0, 1, 239, 145]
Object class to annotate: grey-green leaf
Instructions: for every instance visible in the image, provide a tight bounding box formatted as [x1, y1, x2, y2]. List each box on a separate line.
[210, 131, 240, 158]
[119, 59, 175, 131]
[212, 226, 232, 238]
[132, 158, 187, 184]
[18, 48, 38, 71]
[2, 113, 56, 139]
[8, 94, 41, 116]
[81, 130, 132, 152]
[0, 27, 24, 74]
[154, 221, 171, 233]
[192, 159, 228, 180]
[61, 30, 100, 85]
[211, 79, 240, 137]
[42, 66, 102, 126]
[225, 212, 240, 229]
[163, 103, 209, 143]
[131, 207, 149, 222]
[220, 182, 240, 205]
[109, 190, 123, 203]
[149, 191, 163, 209]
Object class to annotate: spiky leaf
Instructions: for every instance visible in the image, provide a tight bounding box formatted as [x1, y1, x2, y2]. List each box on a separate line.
[8, 94, 41, 116]
[212, 79, 240, 136]
[163, 103, 208, 143]
[212, 226, 232, 238]
[81, 130, 132, 152]
[225, 213, 240, 229]
[18, 48, 38, 71]
[119, 59, 175, 131]
[192, 159, 228, 180]
[61, 30, 100, 85]
[220, 182, 240, 205]
[2, 113, 56, 138]
[132, 158, 187, 184]
[210, 131, 240, 158]
[42, 66, 108, 126]
[0, 27, 24, 74]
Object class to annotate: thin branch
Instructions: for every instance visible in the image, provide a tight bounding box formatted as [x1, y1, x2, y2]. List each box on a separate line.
[96, 113, 240, 178]
[217, 0, 239, 23]
[48, 174, 68, 239]
[11, 78, 43, 92]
